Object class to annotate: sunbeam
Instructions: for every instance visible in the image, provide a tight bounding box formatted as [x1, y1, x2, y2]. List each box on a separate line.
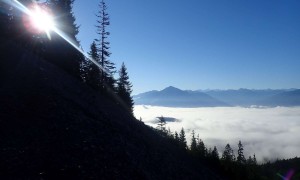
[52, 26, 106, 73]
[4, 0, 106, 73]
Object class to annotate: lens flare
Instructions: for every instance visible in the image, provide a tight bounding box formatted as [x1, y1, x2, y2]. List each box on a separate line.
[4, 0, 107, 73]
[277, 169, 295, 180]
[29, 5, 55, 39]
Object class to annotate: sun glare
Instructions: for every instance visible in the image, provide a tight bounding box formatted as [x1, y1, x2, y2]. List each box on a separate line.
[29, 6, 55, 36]
[7, 0, 105, 72]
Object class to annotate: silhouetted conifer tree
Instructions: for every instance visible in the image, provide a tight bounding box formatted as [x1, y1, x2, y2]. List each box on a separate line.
[207, 146, 220, 166]
[174, 131, 179, 142]
[190, 130, 197, 153]
[211, 146, 219, 160]
[84, 41, 101, 89]
[247, 156, 253, 164]
[167, 127, 173, 138]
[222, 143, 235, 162]
[96, 0, 116, 92]
[237, 140, 246, 164]
[179, 128, 187, 150]
[116, 62, 134, 113]
[253, 154, 257, 165]
[247, 154, 257, 165]
[197, 137, 207, 158]
[156, 116, 166, 132]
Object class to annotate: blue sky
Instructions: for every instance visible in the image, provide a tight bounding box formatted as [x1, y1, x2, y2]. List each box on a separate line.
[73, 0, 300, 94]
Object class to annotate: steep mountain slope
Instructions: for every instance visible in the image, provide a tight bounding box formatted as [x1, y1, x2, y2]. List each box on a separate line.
[134, 86, 228, 107]
[0, 42, 221, 179]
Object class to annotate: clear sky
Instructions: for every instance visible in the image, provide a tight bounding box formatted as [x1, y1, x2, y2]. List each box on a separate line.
[73, 0, 300, 95]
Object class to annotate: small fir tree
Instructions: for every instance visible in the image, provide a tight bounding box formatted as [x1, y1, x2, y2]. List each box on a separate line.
[85, 41, 101, 89]
[222, 143, 235, 162]
[197, 138, 207, 158]
[190, 130, 197, 153]
[211, 146, 219, 160]
[156, 116, 166, 132]
[174, 131, 179, 142]
[116, 62, 134, 113]
[167, 127, 173, 138]
[179, 128, 187, 150]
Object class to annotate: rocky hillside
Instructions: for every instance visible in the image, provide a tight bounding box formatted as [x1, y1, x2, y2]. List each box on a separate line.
[0, 42, 221, 179]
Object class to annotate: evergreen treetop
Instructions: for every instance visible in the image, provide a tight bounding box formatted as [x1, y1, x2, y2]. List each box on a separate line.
[156, 116, 166, 132]
[179, 128, 187, 150]
[117, 62, 134, 113]
[211, 146, 219, 160]
[222, 143, 235, 162]
[237, 140, 246, 164]
[190, 130, 197, 153]
[196, 137, 207, 158]
[84, 41, 101, 89]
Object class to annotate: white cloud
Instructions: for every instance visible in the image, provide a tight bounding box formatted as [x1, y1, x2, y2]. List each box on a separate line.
[134, 105, 300, 162]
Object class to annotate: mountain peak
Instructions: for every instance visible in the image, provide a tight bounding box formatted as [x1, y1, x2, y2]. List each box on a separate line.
[162, 86, 182, 92]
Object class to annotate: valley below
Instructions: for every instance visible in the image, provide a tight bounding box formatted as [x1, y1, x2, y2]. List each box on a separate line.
[134, 105, 300, 162]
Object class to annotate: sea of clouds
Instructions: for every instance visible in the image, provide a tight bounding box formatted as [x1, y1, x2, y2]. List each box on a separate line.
[134, 105, 300, 162]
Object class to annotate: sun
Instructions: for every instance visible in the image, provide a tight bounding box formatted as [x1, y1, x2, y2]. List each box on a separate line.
[29, 5, 55, 37]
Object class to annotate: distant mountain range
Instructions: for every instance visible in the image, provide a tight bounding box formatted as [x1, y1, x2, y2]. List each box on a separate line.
[133, 86, 300, 107]
[134, 86, 228, 107]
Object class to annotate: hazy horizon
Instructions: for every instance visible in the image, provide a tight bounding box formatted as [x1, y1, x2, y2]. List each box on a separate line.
[133, 86, 299, 95]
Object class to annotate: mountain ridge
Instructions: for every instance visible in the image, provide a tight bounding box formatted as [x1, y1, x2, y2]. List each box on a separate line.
[134, 87, 300, 107]
[134, 86, 229, 107]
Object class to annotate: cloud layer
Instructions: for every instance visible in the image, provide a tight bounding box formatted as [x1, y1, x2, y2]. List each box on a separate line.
[134, 105, 300, 162]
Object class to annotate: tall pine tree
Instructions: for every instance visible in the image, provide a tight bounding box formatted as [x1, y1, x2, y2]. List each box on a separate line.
[96, 0, 116, 92]
[116, 62, 134, 113]
[237, 140, 246, 164]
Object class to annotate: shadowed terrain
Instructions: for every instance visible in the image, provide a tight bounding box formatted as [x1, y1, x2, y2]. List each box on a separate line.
[0, 42, 221, 179]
